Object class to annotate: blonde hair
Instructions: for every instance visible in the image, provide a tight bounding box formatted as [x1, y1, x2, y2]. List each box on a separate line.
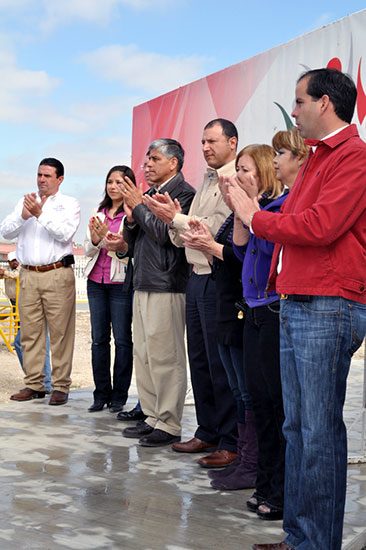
[235, 144, 283, 198]
[272, 128, 309, 160]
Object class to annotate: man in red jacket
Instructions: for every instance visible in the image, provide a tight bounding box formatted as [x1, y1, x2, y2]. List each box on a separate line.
[225, 68, 366, 550]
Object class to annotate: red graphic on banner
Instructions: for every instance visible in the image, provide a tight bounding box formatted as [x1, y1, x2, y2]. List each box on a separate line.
[327, 58, 342, 71]
[357, 59, 366, 125]
[325, 56, 366, 126]
[132, 54, 273, 189]
[132, 43, 366, 193]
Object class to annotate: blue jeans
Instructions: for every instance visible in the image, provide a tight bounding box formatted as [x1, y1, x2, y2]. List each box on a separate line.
[217, 343, 252, 423]
[280, 296, 366, 550]
[14, 325, 52, 392]
[87, 279, 133, 404]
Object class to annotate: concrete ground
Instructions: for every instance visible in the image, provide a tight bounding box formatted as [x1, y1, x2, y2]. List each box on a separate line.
[0, 360, 365, 550]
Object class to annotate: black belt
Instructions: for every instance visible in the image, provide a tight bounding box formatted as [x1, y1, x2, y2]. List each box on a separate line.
[280, 294, 313, 302]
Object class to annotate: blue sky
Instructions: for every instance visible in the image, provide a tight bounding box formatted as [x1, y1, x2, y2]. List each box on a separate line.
[0, 0, 364, 243]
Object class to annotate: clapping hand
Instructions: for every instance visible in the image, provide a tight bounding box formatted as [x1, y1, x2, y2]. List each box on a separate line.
[104, 232, 128, 254]
[144, 192, 182, 225]
[89, 216, 109, 245]
[22, 192, 47, 219]
[221, 176, 260, 225]
[120, 176, 143, 211]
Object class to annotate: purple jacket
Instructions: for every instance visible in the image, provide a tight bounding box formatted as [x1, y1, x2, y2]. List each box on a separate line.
[233, 192, 289, 308]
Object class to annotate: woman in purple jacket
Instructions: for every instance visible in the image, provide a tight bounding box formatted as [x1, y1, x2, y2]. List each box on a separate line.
[228, 133, 308, 521]
[232, 144, 287, 521]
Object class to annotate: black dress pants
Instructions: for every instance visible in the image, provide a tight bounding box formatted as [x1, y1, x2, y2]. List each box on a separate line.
[244, 302, 286, 508]
[186, 273, 237, 452]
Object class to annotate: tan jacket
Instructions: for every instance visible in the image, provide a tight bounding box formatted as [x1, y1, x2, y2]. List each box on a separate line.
[169, 159, 235, 275]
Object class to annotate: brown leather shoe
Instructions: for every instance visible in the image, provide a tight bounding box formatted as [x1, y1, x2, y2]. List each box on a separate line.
[49, 390, 68, 406]
[10, 387, 46, 401]
[172, 437, 217, 453]
[252, 542, 292, 550]
[198, 449, 237, 468]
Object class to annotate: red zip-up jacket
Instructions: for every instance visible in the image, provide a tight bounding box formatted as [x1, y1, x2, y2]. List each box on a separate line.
[251, 124, 366, 303]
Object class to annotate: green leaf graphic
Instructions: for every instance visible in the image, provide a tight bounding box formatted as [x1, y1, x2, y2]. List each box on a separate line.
[274, 102, 294, 130]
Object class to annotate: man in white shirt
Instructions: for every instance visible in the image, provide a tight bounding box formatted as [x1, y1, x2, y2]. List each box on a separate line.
[0, 158, 80, 405]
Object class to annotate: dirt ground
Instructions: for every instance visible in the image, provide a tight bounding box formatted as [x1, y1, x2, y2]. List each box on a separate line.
[0, 311, 94, 403]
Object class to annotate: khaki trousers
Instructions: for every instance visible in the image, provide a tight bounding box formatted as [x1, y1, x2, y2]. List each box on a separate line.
[19, 266, 76, 393]
[133, 291, 187, 436]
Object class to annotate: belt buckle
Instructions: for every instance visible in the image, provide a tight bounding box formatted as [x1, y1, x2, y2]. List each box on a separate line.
[280, 294, 288, 300]
[35, 265, 40, 273]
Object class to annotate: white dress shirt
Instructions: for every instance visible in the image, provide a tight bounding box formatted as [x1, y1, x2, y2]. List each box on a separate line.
[0, 191, 80, 266]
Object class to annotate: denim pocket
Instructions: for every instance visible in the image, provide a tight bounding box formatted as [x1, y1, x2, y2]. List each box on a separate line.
[300, 296, 341, 315]
[348, 301, 366, 355]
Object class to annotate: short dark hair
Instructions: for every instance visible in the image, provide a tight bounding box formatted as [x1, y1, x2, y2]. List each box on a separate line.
[147, 139, 184, 172]
[99, 165, 136, 216]
[298, 68, 357, 124]
[204, 118, 238, 143]
[39, 158, 64, 178]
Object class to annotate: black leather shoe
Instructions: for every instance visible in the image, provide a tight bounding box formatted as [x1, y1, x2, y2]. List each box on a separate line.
[109, 402, 124, 413]
[139, 429, 181, 447]
[122, 421, 154, 439]
[116, 406, 146, 422]
[88, 401, 107, 412]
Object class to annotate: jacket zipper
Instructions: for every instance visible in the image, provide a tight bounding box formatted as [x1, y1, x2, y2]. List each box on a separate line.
[253, 249, 261, 299]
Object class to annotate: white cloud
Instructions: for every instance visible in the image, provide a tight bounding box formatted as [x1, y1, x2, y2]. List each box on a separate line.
[0, 0, 33, 9]
[32, 95, 141, 134]
[49, 135, 132, 179]
[3, 67, 57, 95]
[0, 0, 174, 31]
[0, 33, 140, 134]
[67, 96, 140, 127]
[79, 44, 210, 94]
[56, 134, 134, 242]
[0, 37, 59, 124]
[0, 170, 32, 191]
[1, 134, 132, 183]
[40, 0, 119, 30]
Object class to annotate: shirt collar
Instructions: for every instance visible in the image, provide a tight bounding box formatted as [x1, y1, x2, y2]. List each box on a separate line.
[37, 190, 60, 201]
[206, 158, 236, 179]
[305, 124, 349, 151]
[155, 174, 176, 192]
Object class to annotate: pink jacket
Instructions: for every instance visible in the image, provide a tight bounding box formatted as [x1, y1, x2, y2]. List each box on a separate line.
[252, 124, 366, 303]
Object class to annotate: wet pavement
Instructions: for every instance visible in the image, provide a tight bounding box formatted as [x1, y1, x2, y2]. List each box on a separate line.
[0, 359, 365, 550]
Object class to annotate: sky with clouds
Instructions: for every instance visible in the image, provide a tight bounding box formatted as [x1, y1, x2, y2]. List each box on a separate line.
[0, 0, 364, 243]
